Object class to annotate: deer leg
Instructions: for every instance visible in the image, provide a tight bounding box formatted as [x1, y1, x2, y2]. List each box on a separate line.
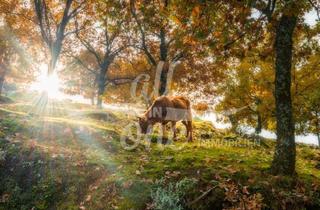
[182, 121, 189, 139]
[182, 109, 193, 142]
[187, 121, 193, 142]
[161, 123, 167, 139]
[172, 121, 177, 141]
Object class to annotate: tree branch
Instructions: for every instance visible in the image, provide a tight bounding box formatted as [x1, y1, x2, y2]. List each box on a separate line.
[130, 0, 157, 66]
[108, 77, 136, 85]
[308, 0, 320, 20]
[68, 53, 98, 76]
[75, 19, 102, 65]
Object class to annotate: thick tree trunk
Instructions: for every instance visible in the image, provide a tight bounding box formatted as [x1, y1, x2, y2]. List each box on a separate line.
[159, 28, 168, 96]
[159, 62, 168, 96]
[271, 14, 297, 175]
[48, 51, 58, 75]
[96, 64, 109, 109]
[97, 79, 105, 109]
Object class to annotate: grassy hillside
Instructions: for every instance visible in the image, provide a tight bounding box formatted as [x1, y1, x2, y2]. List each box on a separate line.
[0, 100, 320, 210]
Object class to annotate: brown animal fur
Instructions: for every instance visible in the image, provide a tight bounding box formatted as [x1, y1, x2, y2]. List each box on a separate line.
[138, 96, 193, 141]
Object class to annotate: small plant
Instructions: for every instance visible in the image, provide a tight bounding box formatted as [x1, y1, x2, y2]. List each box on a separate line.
[151, 178, 197, 210]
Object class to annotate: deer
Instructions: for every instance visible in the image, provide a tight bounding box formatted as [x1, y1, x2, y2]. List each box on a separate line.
[138, 96, 193, 142]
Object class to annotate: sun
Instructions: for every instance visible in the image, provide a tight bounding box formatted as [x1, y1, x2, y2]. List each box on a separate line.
[30, 63, 65, 99]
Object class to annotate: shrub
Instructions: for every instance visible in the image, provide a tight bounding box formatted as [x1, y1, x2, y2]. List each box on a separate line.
[151, 178, 197, 210]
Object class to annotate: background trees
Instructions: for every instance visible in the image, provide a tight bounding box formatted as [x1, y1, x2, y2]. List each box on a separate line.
[0, 1, 38, 95]
[215, 53, 275, 134]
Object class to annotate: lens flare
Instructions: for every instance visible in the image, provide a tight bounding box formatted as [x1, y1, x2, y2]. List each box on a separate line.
[30, 63, 64, 99]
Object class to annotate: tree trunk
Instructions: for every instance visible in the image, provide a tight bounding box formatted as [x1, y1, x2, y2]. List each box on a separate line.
[271, 14, 297, 175]
[228, 115, 238, 134]
[255, 112, 262, 134]
[159, 62, 168, 96]
[48, 51, 58, 75]
[254, 98, 262, 134]
[159, 27, 168, 96]
[317, 133, 320, 148]
[96, 65, 109, 109]
[97, 79, 105, 109]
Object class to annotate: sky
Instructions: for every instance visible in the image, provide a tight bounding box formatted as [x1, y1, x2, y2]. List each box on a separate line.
[251, 8, 319, 27]
[304, 9, 319, 26]
[198, 112, 319, 146]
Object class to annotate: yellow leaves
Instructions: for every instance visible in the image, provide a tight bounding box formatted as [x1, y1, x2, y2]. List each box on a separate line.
[267, 120, 276, 131]
[170, 15, 181, 25]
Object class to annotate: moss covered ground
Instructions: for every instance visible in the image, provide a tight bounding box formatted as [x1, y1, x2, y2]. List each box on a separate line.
[0, 98, 320, 210]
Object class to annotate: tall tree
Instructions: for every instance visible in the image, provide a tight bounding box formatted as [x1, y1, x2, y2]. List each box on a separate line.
[130, 0, 190, 96]
[33, 0, 86, 75]
[73, 0, 132, 108]
[235, 0, 319, 175]
[270, 5, 297, 174]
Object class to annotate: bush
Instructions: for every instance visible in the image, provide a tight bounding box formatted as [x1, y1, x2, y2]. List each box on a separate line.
[151, 178, 197, 210]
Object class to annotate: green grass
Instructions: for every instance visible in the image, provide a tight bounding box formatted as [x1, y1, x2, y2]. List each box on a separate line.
[0, 100, 320, 209]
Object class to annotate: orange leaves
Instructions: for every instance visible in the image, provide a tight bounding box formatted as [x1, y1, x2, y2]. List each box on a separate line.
[191, 6, 201, 18]
[182, 35, 197, 46]
[213, 31, 222, 39]
[219, 180, 264, 210]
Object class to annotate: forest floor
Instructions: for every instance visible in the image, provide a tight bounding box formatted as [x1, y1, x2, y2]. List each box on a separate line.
[0, 94, 320, 210]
